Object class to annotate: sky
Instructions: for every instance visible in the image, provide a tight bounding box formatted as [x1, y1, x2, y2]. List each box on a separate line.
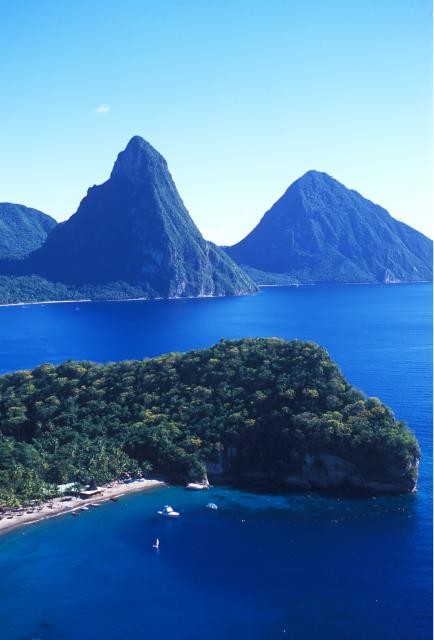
[0, 0, 432, 243]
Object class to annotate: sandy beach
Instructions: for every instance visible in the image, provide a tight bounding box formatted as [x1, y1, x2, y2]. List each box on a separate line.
[0, 299, 92, 308]
[0, 478, 165, 536]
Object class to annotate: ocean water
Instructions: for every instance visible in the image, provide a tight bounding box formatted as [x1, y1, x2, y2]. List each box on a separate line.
[0, 283, 432, 639]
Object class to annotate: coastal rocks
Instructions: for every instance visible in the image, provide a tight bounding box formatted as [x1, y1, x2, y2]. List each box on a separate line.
[207, 447, 417, 495]
[382, 269, 401, 284]
[206, 446, 238, 475]
[285, 453, 417, 494]
[302, 453, 358, 490]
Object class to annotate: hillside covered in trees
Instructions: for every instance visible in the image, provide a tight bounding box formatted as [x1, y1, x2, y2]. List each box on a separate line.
[0, 338, 419, 505]
[225, 170, 432, 284]
[0, 203, 56, 261]
[0, 137, 256, 302]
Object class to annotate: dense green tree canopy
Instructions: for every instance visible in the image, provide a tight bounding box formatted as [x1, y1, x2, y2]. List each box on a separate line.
[0, 338, 419, 506]
[0, 203, 57, 261]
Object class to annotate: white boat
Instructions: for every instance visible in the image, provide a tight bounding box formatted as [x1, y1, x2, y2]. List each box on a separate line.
[186, 482, 209, 490]
[152, 538, 160, 549]
[157, 505, 180, 518]
[206, 503, 218, 510]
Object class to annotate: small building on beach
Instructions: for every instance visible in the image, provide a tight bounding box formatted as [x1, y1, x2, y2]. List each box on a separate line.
[79, 488, 104, 499]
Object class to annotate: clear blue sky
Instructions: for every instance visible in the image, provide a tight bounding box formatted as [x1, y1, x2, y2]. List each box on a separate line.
[0, 0, 431, 242]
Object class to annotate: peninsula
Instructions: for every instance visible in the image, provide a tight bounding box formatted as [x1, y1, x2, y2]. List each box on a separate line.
[0, 338, 419, 510]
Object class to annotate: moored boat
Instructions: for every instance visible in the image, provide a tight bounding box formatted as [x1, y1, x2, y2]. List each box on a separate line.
[157, 505, 180, 518]
[186, 482, 209, 490]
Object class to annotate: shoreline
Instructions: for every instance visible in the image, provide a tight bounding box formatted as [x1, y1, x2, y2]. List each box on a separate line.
[0, 280, 430, 308]
[0, 298, 93, 308]
[258, 280, 431, 287]
[0, 478, 165, 536]
[0, 293, 234, 308]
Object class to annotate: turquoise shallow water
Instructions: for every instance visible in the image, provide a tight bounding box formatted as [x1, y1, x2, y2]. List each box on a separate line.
[0, 283, 432, 639]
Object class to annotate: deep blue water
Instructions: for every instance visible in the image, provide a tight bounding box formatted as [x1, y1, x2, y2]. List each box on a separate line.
[0, 284, 432, 639]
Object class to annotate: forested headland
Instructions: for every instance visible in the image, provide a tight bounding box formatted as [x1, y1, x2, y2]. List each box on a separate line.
[0, 338, 420, 506]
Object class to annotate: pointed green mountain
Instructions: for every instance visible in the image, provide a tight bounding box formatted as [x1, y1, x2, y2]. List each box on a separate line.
[225, 171, 432, 284]
[14, 136, 255, 299]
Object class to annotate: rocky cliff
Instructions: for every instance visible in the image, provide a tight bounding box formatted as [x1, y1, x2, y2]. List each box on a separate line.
[206, 448, 418, 494]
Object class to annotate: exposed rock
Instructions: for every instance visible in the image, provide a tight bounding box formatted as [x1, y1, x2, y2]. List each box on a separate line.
[208, 448, 418, 495]
[206, 447, 237, 475]
[300, 453, 417, 493]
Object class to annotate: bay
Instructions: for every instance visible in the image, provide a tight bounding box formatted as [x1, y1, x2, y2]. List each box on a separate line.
[0, 283, 432, 639]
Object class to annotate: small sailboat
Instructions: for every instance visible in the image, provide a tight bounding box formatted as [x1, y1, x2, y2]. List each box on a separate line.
[152, 538, 160, 549]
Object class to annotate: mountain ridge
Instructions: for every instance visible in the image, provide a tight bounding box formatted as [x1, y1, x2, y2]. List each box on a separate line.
[0, 203, 57, 261]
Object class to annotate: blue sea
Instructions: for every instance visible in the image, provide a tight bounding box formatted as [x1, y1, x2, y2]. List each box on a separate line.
[0, 284, 432, 639]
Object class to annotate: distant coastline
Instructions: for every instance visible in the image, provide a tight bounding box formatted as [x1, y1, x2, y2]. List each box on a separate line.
[0, 298, 92, 308]
[0, 292, 252, 308]
[258, 280, 432, 288]
[0, 280, 431, 308]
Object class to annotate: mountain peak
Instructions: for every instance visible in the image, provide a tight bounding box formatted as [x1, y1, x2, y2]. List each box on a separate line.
[293, 170, 336, 188]
[225, 171, 433, 284]
[110, 135, 167, 182]
[18, 136, 256, 298]
[276, 171, 340, 203]
[298, 169, 330, 179]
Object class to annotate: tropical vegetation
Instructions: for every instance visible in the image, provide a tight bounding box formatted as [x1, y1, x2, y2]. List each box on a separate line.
[0, 338, 419, 506]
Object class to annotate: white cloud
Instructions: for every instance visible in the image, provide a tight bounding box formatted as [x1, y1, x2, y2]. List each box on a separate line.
[95, 104, 110, 114]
